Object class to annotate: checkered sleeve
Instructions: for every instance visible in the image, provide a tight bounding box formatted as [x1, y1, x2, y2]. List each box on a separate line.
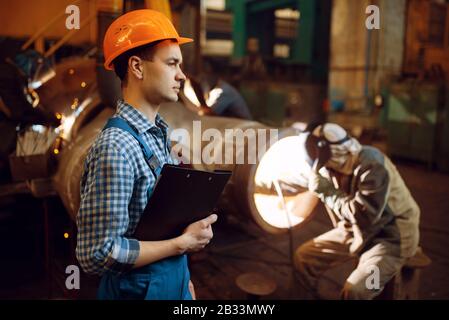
[76, 145, 140, 276]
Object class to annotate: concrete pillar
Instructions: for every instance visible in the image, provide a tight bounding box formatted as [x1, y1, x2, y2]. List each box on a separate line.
[329, 0, 406, 112]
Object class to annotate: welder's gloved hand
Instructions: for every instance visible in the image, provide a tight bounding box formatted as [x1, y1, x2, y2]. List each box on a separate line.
[308, 171, 334, 195]
[307, 160, 334, 195]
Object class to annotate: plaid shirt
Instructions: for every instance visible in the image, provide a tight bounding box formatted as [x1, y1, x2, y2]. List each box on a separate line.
[76, 100, 177, 276]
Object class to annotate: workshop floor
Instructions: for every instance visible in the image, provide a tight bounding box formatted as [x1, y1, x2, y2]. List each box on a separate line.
[0, 159, 448, 300]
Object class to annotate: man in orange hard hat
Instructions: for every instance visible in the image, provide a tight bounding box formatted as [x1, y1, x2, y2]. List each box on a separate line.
[76, 9, 217, 300]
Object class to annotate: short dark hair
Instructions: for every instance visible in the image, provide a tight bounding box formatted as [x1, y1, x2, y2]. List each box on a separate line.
[112, 40, 162, 84]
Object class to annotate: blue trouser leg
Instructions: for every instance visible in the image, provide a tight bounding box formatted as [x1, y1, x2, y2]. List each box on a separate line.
[97, 254, 192, 300]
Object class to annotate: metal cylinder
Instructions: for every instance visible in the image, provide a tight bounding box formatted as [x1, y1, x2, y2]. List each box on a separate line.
[37, 57, 98, 116]
[53, 107, 114, 219]
[45, 56, 318, 232]
[160, 102, 319, 234]
[54, 99, 318, 233]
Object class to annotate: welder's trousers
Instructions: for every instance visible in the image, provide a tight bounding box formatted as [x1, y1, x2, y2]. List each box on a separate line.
[294, 222, 407, 300]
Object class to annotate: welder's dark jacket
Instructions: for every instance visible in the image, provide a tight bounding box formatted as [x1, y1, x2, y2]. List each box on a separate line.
[319, 146, 420, 258]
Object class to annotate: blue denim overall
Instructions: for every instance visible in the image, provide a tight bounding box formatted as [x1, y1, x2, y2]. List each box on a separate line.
[96, 117, 192, 300]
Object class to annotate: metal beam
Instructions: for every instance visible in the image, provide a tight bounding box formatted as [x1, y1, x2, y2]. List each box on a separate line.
[247, 0, 298, 13]
[291, 0, 315, 64]
[230, 0, 247, 59]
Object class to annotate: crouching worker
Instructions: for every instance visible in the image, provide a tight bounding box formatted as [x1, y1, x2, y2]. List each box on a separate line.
[76, 9, 217, 300]
[294, 123, 420, 299]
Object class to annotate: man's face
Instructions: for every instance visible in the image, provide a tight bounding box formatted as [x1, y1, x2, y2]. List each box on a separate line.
[324, 155, 356, 176]
[141, 41, 186, 105]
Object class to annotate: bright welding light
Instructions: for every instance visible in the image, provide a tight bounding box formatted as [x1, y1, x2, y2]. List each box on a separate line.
[58, 114, 76, 140]
[31, 125, 46, 133]
[255, 135, 311, 189]
[183, 78, 201, 108]
[74, 97, 92, 117]
[54, 97, 91, 140]
[253, 135, 314, 229]
[29, 66, 56, 90]
[206, 87, 223, 107]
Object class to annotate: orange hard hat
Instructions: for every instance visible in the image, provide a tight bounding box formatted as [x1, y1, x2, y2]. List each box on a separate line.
[103, 9, 193, 70]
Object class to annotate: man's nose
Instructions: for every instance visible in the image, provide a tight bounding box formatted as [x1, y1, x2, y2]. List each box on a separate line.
[176, 67, 186, 82]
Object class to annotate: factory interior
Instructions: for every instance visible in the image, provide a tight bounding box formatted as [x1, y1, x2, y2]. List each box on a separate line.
[0, 0, 448, 301]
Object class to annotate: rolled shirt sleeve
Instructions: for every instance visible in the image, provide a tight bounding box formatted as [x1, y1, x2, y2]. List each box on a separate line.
[76, 145, 140, 276]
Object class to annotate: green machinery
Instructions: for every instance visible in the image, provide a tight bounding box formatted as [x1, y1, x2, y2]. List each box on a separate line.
[385, 81, 448, 170]
[224, 0, 330, 126]
[225, 0, 331, 81]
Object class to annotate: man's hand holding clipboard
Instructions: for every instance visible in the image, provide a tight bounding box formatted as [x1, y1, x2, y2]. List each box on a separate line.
[176, 213, 218, 253]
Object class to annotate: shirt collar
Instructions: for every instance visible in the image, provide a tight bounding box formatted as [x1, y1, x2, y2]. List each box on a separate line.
[116, 100, 169, 135]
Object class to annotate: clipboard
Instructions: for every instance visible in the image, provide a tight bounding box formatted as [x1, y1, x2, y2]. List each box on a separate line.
[133, 164, 232, 241]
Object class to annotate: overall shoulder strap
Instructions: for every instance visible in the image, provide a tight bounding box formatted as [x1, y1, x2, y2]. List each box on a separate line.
[103, 117, 162, 177]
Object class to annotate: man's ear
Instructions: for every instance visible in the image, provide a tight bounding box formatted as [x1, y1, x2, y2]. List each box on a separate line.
[128, 55, 144, 80]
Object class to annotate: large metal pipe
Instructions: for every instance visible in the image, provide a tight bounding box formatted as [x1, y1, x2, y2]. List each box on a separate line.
[160, 101, 319, 234]
[53, 106, 114, 215]
[39, 50, 319, 234]
[54, 96, 318, 233]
